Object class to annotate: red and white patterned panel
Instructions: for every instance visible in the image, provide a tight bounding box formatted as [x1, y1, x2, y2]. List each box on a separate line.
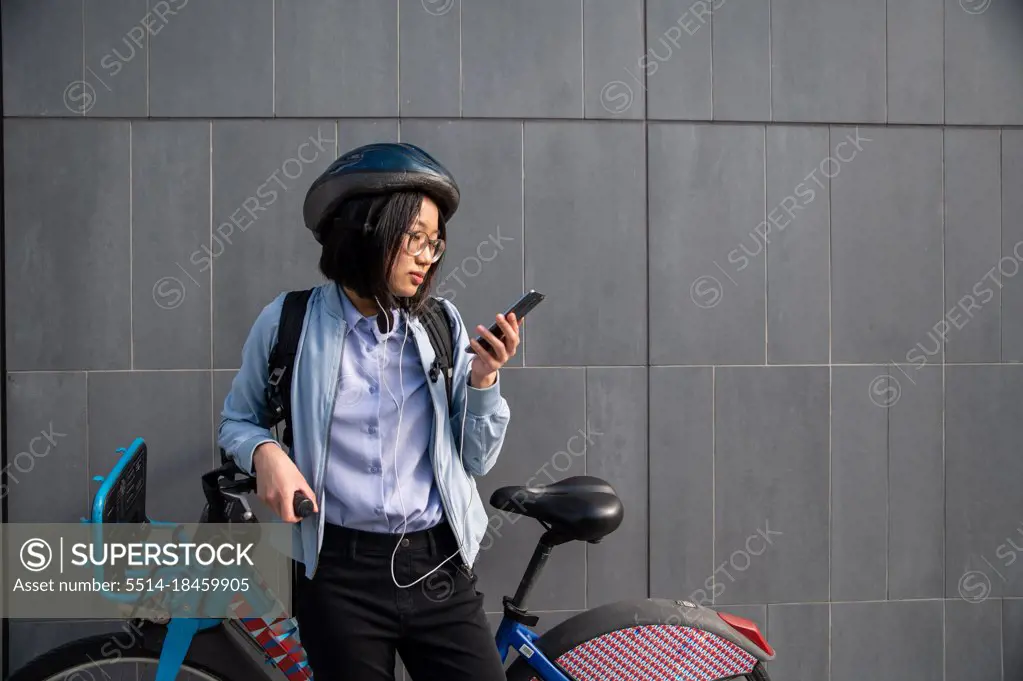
[228, 571, 313, 681]
[531, 625, 757, 681]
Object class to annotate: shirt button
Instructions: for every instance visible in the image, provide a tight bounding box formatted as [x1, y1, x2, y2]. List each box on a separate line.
[368, 385, 377, 395]
[375, 507, 383, 515]
[367, 424, 377, 435]
[368, 464, 379, 474]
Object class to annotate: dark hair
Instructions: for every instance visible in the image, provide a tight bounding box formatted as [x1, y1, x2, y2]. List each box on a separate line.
[317, 191, 447, 317]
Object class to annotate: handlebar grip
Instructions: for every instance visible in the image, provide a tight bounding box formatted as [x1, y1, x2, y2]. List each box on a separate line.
[293, 490, 314, 518]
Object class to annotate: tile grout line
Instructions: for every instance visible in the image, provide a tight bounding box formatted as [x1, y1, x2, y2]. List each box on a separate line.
[828, 121, 833, 678]
[827, 124, 834, 614]
[1000, 597, 1004, 681]
[580, 0, 584, 118]
[271, 0, 275, 117]
[711, 365, 716, 606]
[80, 0, 85, 119]
[708, 0, 714, 121]
[146, 0, 150, 116]
[941, 124, 947, 629]
[822, 124, 830, 613]
[645, 364, 651, 599]
[15, 113, 1023, 128]
[209, 121, 214, 374]
[643, 0, 648, 120]
[643, 0, 650, 598]
[458, 0, 463, 117]
[521, 121, 526, 366]
[763, 124, 768, 364]
[129, 121, 134, 371]
[941, 0, 946, 125]
[10, 362, 1023, 376]
[828, 124, 833, 367]
[210, 367, 216, 466]
[210, 116, 216, 463]
[767, 0, 773, 122]
[84, 371, 90, 518]
[886, 362, 891, 602]
[395, 0, 400, 117]
[583, 367, 587, 610]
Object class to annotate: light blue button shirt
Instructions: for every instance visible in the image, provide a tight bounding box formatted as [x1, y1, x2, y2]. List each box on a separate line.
[322, 288, 445, 533]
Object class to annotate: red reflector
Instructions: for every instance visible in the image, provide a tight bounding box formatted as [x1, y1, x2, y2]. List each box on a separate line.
[718, 612, 774, 657]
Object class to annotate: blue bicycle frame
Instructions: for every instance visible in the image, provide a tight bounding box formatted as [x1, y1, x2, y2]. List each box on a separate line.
[495, 618, 570, 680]
[84, 438, 572, 681]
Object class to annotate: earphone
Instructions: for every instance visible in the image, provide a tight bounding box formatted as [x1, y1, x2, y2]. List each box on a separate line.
[373, 296, 476, 589]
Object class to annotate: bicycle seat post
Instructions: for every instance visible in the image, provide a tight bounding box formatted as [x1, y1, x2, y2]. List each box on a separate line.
[507, 533, 559, 613]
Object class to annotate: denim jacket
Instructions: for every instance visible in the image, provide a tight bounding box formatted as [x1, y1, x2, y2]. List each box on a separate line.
[217, 282, 511, 579]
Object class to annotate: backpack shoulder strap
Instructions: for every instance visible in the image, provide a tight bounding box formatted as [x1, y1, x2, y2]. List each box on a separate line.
[265, 288, 314, 449]
[419, 297, 455, 410]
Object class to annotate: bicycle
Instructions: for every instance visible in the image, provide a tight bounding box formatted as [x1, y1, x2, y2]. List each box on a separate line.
[7, 437, 775, 681]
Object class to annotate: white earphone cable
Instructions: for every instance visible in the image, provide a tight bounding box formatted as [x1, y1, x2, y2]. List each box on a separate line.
[374, 298, 476, 589]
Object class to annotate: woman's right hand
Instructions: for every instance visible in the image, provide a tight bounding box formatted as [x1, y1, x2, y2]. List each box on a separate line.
[252, 442, 319, 523]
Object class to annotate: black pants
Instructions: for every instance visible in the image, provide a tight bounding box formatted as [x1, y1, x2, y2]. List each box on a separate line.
[292, 520, 506, 681]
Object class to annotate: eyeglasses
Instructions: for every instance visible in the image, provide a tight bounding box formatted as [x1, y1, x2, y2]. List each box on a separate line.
[404, 230, 446, 262]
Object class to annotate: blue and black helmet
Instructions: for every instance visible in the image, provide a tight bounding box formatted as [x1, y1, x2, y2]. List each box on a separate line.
[302, 142, 460, 244]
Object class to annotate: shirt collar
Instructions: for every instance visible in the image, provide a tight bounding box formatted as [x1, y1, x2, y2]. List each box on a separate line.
[337, 284, 401, 338]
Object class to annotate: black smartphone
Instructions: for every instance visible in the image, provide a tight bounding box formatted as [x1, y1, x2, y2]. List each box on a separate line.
[466, 289, 546, 354]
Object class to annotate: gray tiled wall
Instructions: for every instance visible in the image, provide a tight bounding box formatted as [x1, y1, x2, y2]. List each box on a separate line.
[5, 0, 1023, 679]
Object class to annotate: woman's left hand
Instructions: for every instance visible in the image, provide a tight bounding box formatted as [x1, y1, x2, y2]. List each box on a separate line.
[468, 313, 521, 388]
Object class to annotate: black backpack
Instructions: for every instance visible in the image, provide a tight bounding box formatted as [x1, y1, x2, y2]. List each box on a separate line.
[262, 289, 456, 451]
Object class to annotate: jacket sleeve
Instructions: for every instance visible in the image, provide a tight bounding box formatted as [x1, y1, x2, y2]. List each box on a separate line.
[217, 293, 287, 475]
[442, 298, 511, 477]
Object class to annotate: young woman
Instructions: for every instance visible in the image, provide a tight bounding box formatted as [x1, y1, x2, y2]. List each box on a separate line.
[218, 142, 519, 680]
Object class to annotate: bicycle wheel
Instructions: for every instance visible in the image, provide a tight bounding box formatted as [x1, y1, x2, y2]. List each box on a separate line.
[505, 599, 772, 681]
[6, 621, 271, 681]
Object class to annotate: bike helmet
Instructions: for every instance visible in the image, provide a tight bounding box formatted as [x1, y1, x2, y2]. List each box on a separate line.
[302, 142, 460, 244]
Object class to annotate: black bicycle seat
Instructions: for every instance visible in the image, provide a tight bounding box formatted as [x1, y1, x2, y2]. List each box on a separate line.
[490, 476, 624, 543]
